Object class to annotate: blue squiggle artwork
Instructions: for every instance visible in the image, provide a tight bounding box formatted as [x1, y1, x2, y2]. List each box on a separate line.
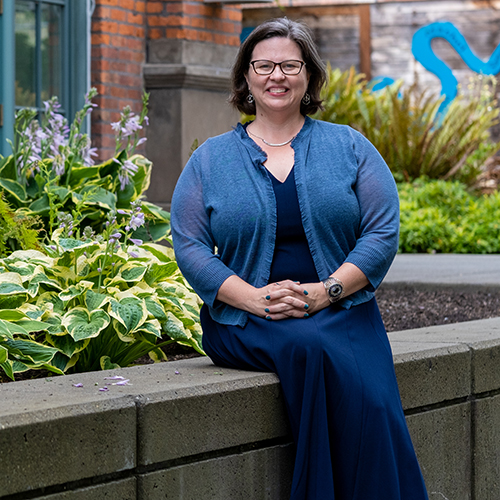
[412, 21, 500, 112]
[370, 76, 395, 91]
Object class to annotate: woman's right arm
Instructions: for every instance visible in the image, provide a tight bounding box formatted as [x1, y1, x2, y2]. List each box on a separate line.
[171, 154, 236, 308]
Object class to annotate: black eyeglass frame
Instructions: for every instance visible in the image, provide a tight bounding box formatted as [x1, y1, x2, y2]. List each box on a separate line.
[249, 59, 306, 76]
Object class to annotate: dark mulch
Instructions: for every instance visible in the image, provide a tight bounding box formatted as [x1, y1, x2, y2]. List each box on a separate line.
[3, 288, 500, 383]
[376, 287, 500, 332]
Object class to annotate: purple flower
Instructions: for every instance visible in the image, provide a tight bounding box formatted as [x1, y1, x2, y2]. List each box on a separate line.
[128, 250, 139, 258]
[99, 386, 109, 392]
[111, 232, 122, 239]
[129, 212, 145, 230]
[104, 375, 125, 380]
[72, 383, 83, 387]
[129, 238, 143, 246]
[175, 370, 180, 375]
[122, 115, 142, 138]
[113, 379, 131, 386]
[136, 137, 147, 146]
[97, 267, 102, 273]
[111, 121, 121, 132]
[53, 155, 65, 176]
[117, 209, 127, 215]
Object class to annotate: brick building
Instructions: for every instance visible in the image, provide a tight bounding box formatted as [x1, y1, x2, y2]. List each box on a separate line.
[1, 0, 500, 208]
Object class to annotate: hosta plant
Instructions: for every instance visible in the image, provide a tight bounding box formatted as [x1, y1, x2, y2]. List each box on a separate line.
[0, 204, 203, 380]
[0, 89, 170, 243]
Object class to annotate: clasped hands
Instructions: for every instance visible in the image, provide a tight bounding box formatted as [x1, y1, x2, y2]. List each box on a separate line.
[253, 279, 330, 320]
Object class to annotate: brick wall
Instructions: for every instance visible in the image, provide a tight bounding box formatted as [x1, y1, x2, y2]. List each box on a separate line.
[147, 0, 241, 46]
[91, 0, 147, 160]
[90, 0, 242, 161]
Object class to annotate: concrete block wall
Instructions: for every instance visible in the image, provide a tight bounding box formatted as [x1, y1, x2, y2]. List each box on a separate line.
[2, 317, 500, 499]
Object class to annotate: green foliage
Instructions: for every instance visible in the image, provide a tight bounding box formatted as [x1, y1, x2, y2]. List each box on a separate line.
[399, 179, 500, 253]
[315, 67, 500, 185]
[0, 90, 170, 243]
[0, 194, 42, 257]
[0, 231, 203, 381]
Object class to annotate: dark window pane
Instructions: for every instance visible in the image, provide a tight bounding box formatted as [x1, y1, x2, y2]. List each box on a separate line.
[41, 3, 63, 103]
[15, 0, 36, 107]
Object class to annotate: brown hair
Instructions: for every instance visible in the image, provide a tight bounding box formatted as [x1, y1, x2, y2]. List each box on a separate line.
[229, 18, 327, 116]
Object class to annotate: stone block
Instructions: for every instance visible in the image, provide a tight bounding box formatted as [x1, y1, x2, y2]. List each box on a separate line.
[473, 395, 500, 499]
[392, 342, 470, 410]
[0, 399, 136, 497]
[406, 402, 471, 500]
[137, 377, 291, 466]
[34, 478, 136, 500]
[137, 443, 294, 500]
[470, 337, 500, 394]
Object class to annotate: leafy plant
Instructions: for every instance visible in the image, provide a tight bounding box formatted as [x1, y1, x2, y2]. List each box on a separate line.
[399, 179, 500, 253]
[0, 89, 170, 242]
[314, 68, 500, 185]
[0, 194, 43, 257]
[0, 203, 203, 381]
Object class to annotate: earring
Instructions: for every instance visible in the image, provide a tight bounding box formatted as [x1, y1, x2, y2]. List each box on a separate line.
[247, 92, 255, 104]
[302, 92, 311, 105]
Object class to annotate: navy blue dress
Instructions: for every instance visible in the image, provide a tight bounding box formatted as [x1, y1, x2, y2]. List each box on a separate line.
[201, 168, 429, 500]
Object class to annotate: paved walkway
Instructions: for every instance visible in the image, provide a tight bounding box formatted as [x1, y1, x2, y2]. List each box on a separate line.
[383, 254, 500, 287]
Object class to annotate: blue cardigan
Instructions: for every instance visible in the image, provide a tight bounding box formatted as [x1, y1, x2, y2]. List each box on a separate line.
[171, 117, 399, 327]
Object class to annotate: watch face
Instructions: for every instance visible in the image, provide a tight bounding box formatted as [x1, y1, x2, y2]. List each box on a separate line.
[329, 283, 343, 297]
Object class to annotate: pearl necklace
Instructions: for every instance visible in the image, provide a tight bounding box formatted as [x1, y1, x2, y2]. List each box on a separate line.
[248, 129, 296, 147]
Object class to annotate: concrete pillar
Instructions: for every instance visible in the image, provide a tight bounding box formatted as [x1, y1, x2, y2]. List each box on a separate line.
[144, 40, 240, 209]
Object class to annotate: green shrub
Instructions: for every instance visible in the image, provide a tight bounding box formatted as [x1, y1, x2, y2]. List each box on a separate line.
[399, 179, 500, 253]
[315, 68, 500, 185]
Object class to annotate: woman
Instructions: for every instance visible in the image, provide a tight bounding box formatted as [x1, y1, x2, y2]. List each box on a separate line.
[171, 17, 429, 500]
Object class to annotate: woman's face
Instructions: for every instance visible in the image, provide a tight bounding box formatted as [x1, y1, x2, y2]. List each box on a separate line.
[245, 37, 310, 118]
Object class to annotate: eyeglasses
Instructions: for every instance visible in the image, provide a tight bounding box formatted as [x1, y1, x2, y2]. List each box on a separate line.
[250, 60, 305, 76]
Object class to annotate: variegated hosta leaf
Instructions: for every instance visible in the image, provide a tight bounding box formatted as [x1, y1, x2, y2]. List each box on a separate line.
[36, 291, 65, 314]
[62, 308, 111, 342]
[100, 355, 121, 370]
[28, 271, 62, 296]
[15, 319, 51, 333]
[18, 303, 45, 320]
[7, 249, 54, 266]
[108, 296, 148, 336]
[144, 297, 167, 322]
[4, 262, 37, 281]
[0, 319, 29, 337]
[113, 282, 156, 301]
[46, 333, 89, 357]
[0, 310, 26, 321]
[141, 243, 175, 262]
[144, 262, 178, 286]
[163, 312, 190, 342]
[138, 319, 162, 338]
[0, 344, 7, 363]
[3, 338, 59, 365]
[59, 284, 89, 302]
[0, 359, 14, 380]
[85, 289, 110, 310]
[148, 346, 168, 362]
[119, 263, 148, 282]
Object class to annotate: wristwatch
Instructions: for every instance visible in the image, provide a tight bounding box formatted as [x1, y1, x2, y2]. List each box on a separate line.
[322, 276, 345, 303]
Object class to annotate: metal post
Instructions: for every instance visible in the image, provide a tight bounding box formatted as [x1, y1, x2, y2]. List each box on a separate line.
[0, 0, 15, 157]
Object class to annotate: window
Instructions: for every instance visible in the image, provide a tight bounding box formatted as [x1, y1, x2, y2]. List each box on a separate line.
[0, 0, 90, 156]
[15, 0, 64, 111]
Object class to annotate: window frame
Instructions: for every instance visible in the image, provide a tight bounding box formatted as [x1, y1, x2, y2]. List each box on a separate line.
[0, 0, 90, 157]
